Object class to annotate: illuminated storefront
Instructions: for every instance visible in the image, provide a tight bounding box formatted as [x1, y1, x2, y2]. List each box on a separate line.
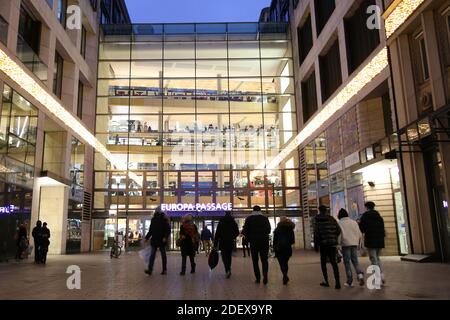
[92, 23, 303, 250]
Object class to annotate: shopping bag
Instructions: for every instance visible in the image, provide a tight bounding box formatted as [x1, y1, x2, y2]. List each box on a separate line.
[138, 246, 152, 267]
[208, 249, 219, 270]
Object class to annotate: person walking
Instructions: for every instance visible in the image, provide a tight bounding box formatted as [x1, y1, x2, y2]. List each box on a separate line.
[241, 232, 250, 258]
[145, 207, 171, 275]
[338, 209, 364, 287]
[31, 220, 43, 264]
[179, 214, 198, 275]
[359, 201, 386, 285]
[243, 205, 271, 285]
[213, 211, 240, 279]
[15, 224, 28, 261]
[314, 205, 341, 289]
[40, 222, 51, 264]
[200, 225, 213, 256]
[273, 217, 295, 285]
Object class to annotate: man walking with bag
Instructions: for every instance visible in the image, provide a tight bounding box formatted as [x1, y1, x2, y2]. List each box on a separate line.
[214, 211, 240, 279]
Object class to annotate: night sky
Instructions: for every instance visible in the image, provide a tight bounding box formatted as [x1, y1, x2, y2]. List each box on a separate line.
[124, 0, 272, 23]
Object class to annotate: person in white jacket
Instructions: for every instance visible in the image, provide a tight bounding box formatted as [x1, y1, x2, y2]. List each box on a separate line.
[338, 208, 364, 287]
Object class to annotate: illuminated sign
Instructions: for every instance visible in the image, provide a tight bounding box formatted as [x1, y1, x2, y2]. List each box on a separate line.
[161, 203, 232, 213]
[0, 205, 16, 215]
[444, 201, 448, 209]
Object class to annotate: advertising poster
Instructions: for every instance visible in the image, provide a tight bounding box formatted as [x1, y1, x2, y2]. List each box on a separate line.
[331, 191, 345, 219]
[347, 186, 365, 220]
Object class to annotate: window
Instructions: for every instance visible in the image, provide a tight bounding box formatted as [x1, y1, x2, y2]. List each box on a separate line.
[81, 26, 87, 58]
[419, 37, 430, 81]
[314, 0, 335, 36]
[77, 81, 84, 119]
[47, 0, 53, 9]
[345, 0, 380, 74]
[319, 40, 342, 103]
[57, 0, 67, 27]
[298, 15, 313, 64]
[53, 52, 64, 98]
[302, 71, 318, 123]
[18, 6, 41, 54]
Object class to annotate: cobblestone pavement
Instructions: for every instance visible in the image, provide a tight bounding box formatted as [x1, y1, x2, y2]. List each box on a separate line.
[1, 250, 449, 300]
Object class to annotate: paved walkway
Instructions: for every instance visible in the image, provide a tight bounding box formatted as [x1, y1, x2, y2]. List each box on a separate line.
[1, 250, 449, 300]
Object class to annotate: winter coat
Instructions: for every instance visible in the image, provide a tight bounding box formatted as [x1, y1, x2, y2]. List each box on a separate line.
[214, 215, 240, 251]
[200, 228, 213, 241]
[273, 220, 295, 258]
[359, 210, 385, 249]
[41, 227, 51, 248]
[179, 222, 198, 256]
[145, 214, 171, 247]
[338, 217, 362, 247]
[243, 212, 271, 247]
[314, 214, 341, 248]
[32, 226, 42, 245]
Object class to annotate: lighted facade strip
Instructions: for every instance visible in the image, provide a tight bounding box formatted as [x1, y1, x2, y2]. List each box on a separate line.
[255, 48, 389, 173]
[0, 48, 142, 185]
[385, 0, 426, 38]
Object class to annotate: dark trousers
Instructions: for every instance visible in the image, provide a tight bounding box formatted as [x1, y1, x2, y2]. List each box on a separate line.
[320, 246, 340, 284]
[34, 242, 41, 263]
[181, 254, 195, 272]
[242, 244, 250, 257]
[221, 249, 233, 273]
[41, 246, 48, 264]
[276, 254, 290, 276]
[250, 243, 269, 280]
[148, 245, 167, 271]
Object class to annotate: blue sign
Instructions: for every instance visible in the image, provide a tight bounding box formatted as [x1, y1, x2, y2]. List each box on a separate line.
[0, 205, 16, 215]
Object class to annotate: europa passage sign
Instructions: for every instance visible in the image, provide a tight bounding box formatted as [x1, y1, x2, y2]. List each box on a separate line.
[161, 203, 232, 217]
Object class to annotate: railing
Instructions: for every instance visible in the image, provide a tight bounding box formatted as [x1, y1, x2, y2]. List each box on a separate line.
[0, 15, 8, 46]
[16, 34, 48, 82]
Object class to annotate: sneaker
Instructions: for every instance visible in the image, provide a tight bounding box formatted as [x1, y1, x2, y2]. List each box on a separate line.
[320, 282, 330, 287]
[358, 274, 365, 286]
[344, 282, 353, 287]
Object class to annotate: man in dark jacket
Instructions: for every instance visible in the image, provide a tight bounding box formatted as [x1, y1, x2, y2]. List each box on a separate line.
[145, 207, 171, 275]
[359, 201, 385, 284]
[314, 205, 341, 289]
[32, 220, 42, 264]
[201, 225, 213, 256]
[243, 205, 271, 284]
[40, 222, 51, 264]
[214, 211, 240, 278]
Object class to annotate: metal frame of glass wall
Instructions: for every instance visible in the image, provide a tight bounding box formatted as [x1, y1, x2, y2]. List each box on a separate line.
[94, 23, 301, 219]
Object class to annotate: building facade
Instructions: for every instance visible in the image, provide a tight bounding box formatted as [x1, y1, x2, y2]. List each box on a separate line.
[0, 0, 129, 259]
[385, 0, 450, 262]
[92, 22, 303, 250]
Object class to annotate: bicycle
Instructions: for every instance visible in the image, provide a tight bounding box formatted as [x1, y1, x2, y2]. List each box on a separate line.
[110, 240, 122, 259]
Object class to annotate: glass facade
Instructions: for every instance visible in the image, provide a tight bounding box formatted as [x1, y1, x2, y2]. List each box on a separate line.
[94, 23, 300, 222]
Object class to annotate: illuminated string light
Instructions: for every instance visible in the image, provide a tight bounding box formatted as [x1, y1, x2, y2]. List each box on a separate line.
[251, 48, 389, 177]
[0, 48, 142, 186]
[385, 0, 426, 38]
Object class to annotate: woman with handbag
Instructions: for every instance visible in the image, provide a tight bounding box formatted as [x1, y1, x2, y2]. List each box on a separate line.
[178, 214, 198, 275]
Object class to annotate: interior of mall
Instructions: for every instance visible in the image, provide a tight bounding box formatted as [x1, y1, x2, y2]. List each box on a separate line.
[92, 23, 303, 250]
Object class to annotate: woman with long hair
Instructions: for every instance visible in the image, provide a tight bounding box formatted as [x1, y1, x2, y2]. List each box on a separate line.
[179, 214, 198, 275]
